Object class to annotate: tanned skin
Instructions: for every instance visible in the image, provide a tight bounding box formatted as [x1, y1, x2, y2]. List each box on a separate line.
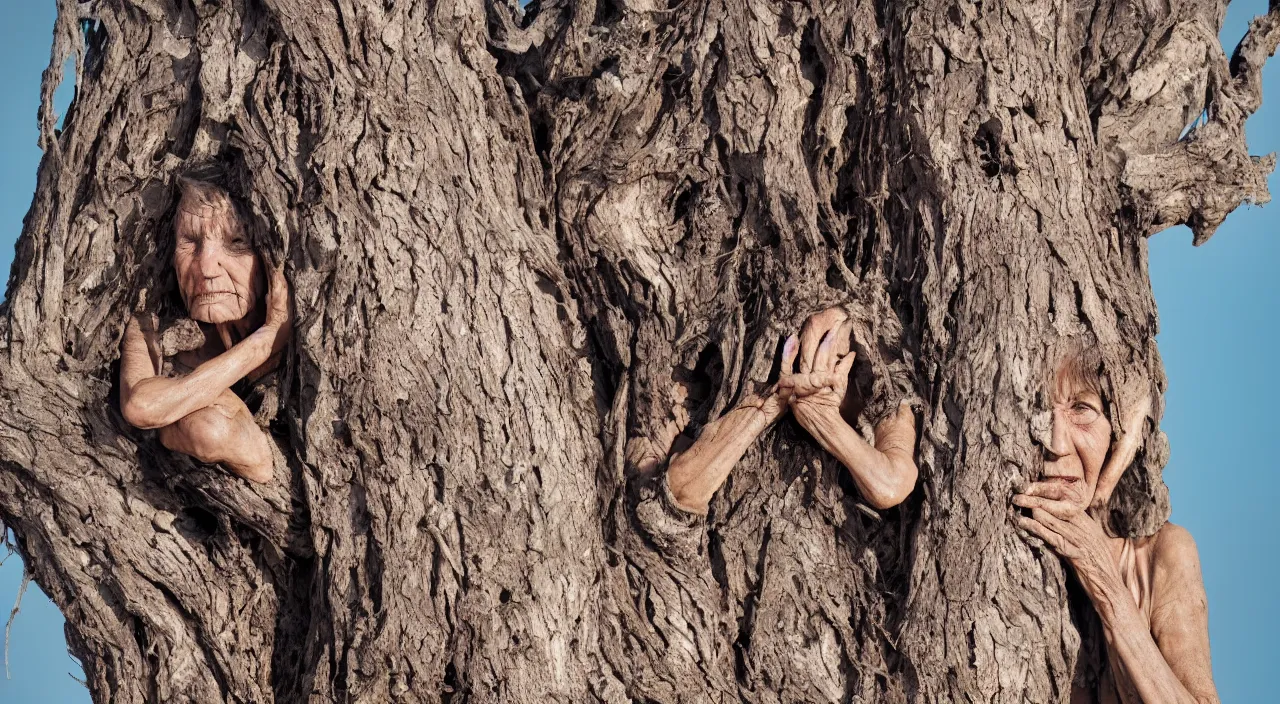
[662, 306, 918, 514]
[1014, 364, 1218, 704]
[119, 183, 292, 483]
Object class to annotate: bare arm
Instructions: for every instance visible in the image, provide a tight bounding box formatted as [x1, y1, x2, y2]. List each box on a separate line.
[666, 400, 777, 514]
[659, 335, 797, 514]
[1100, 525, 1218, 704]
[119, 314, 277, 429]
[120, 267, 290, 430]
[793, 401, 918, 510]
[1014, 490, 1218, 704]
[785, 308, 918, 509]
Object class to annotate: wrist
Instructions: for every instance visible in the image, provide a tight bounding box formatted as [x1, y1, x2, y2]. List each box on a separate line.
[746, 403, 775, 429]
[1080, 563, 1129, 623]
[248, 324, 280, 356]
[795, 404, 849, 457]
[728, 400, 771, 431]
[797, 401, 844, 434]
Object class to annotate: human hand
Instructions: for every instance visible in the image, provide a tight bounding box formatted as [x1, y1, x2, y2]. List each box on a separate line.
[1013, 480, 1121, 595]
[263, 267, 292, 328]
[736, 380, 791, 427]
[258, 265, 293, 355]
[780, 308, 856, 434]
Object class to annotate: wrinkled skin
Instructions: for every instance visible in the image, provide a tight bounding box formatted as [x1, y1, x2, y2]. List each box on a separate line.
[662, 306, 918, 514]
[118, 184, 292, 483]
[174, 194, 263, 325]
[1013, 364, 1218, 704]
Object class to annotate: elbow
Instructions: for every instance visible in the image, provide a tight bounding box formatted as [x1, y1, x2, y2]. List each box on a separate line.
[121, 396, 169, 430]
[862, 459, 918, 510]
[667, 479, 711, 516]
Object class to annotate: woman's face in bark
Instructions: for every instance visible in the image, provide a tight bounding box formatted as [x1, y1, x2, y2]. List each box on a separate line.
[173, 185, 263, 324]
[1042, 359, 1112, 508]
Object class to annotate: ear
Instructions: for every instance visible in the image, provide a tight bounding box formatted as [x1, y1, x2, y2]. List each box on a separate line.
[1090, 390, 1151, 517]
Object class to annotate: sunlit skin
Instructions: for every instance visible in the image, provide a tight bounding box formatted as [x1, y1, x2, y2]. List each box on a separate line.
[118, 182, 292, 483]
[660, 307, 918, 514]
[1013, 362, 1218, 704]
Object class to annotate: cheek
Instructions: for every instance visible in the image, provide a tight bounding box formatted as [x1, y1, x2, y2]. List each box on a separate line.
[173, 251, 195, 285]
[226, 255, 260, 294]
[1078, 425, 1112, 476]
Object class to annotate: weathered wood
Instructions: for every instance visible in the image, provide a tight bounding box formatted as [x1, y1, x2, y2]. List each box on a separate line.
[0, 0, 1274, 702]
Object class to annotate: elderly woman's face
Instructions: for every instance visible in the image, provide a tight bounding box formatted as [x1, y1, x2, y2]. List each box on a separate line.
[173, 190, 262, 324]
[1042, 361, 1112, 507]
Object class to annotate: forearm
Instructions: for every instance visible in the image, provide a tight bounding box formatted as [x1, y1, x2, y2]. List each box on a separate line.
[666, 405, 768, 513]
[1089, 577, 1203, 704]
[800, 410, 915, 509]
[124, 327, 276, 428]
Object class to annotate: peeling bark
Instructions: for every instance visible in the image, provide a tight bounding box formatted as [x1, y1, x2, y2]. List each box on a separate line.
[0, 0, 1274, 702]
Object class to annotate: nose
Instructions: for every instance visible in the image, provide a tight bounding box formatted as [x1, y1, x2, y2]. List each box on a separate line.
[1044, 407, 1072, 460]
[194, 242, 222, 278]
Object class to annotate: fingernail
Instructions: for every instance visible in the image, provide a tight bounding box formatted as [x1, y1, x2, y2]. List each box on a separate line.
[784, 336, 796, 354]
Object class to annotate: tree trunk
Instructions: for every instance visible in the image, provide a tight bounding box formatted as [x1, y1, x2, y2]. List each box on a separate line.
[1, 0, 1274, 702]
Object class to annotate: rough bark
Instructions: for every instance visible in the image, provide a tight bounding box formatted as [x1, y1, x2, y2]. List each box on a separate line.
[0, 0, 1274, 702]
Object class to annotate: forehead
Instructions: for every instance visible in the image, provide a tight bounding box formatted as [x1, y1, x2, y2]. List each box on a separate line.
[1054, 373, 1101, 401]
[1053, 361, 1103, 401]
[174, 189, 245, 239]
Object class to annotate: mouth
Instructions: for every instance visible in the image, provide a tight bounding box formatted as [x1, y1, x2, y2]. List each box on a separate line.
[191, 292, 235, 303]
[1041, 475, 1081, 485]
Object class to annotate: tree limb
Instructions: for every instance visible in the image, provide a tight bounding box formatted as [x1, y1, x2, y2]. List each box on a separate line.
[1122, 6, 1280, 243]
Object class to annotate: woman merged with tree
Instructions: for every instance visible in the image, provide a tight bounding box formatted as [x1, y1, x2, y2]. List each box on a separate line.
[118, 177, 292, 483]
[645, 311, 1219, 702]
[1014, 343, 1219, 703]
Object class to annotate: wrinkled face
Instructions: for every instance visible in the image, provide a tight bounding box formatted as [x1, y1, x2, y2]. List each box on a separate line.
[173, 187, 262, 324]
[1042, 361, 1113, 509]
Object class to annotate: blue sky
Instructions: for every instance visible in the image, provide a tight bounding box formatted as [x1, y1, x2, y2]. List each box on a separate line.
[1, 2, 1276, 702]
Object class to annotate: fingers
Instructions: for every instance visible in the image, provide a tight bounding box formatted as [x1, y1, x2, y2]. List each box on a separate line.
[1015, 515, 1065, 553]
[780, 335, 798, 377]
[215, 323, 236, 351]
[1019, 480, 1084, 502]
[781, 373, 825, 399]
[1095, 385, 1150, 494]
[833, 319, 853, 358]
[1028, 506, 1075, 538]
[1122, 394, 1151, 437]
[1021, 479, 1089, 509]
[834, 349, 856, 380]
[813, 320, 854, 373]
[1016, 507, 1077, 551]
[799, 308, 847, 373]
[813, 330, 837, 372]
[262, 266, 293, 330]
[1012, 493, 1079, 520]
[1020, 481, 1067, 500]
[782, 368, 854, 399]
[774, 382, 793, 408]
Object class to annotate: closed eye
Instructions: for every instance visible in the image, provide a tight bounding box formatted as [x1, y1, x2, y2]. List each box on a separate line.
[1070, 402, 1100, 424]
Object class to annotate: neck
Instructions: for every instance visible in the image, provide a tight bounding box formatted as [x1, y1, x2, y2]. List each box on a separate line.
[202, 303, 265, 350]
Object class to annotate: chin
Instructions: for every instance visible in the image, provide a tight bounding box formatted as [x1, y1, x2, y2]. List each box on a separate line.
[189, 303, 247, 324]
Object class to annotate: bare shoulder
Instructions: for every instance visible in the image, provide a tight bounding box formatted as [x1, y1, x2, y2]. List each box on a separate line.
[1151, 522, 1207, 598]
[1153, 522, 1200, 563]
[1146, 528, 1218, 703]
